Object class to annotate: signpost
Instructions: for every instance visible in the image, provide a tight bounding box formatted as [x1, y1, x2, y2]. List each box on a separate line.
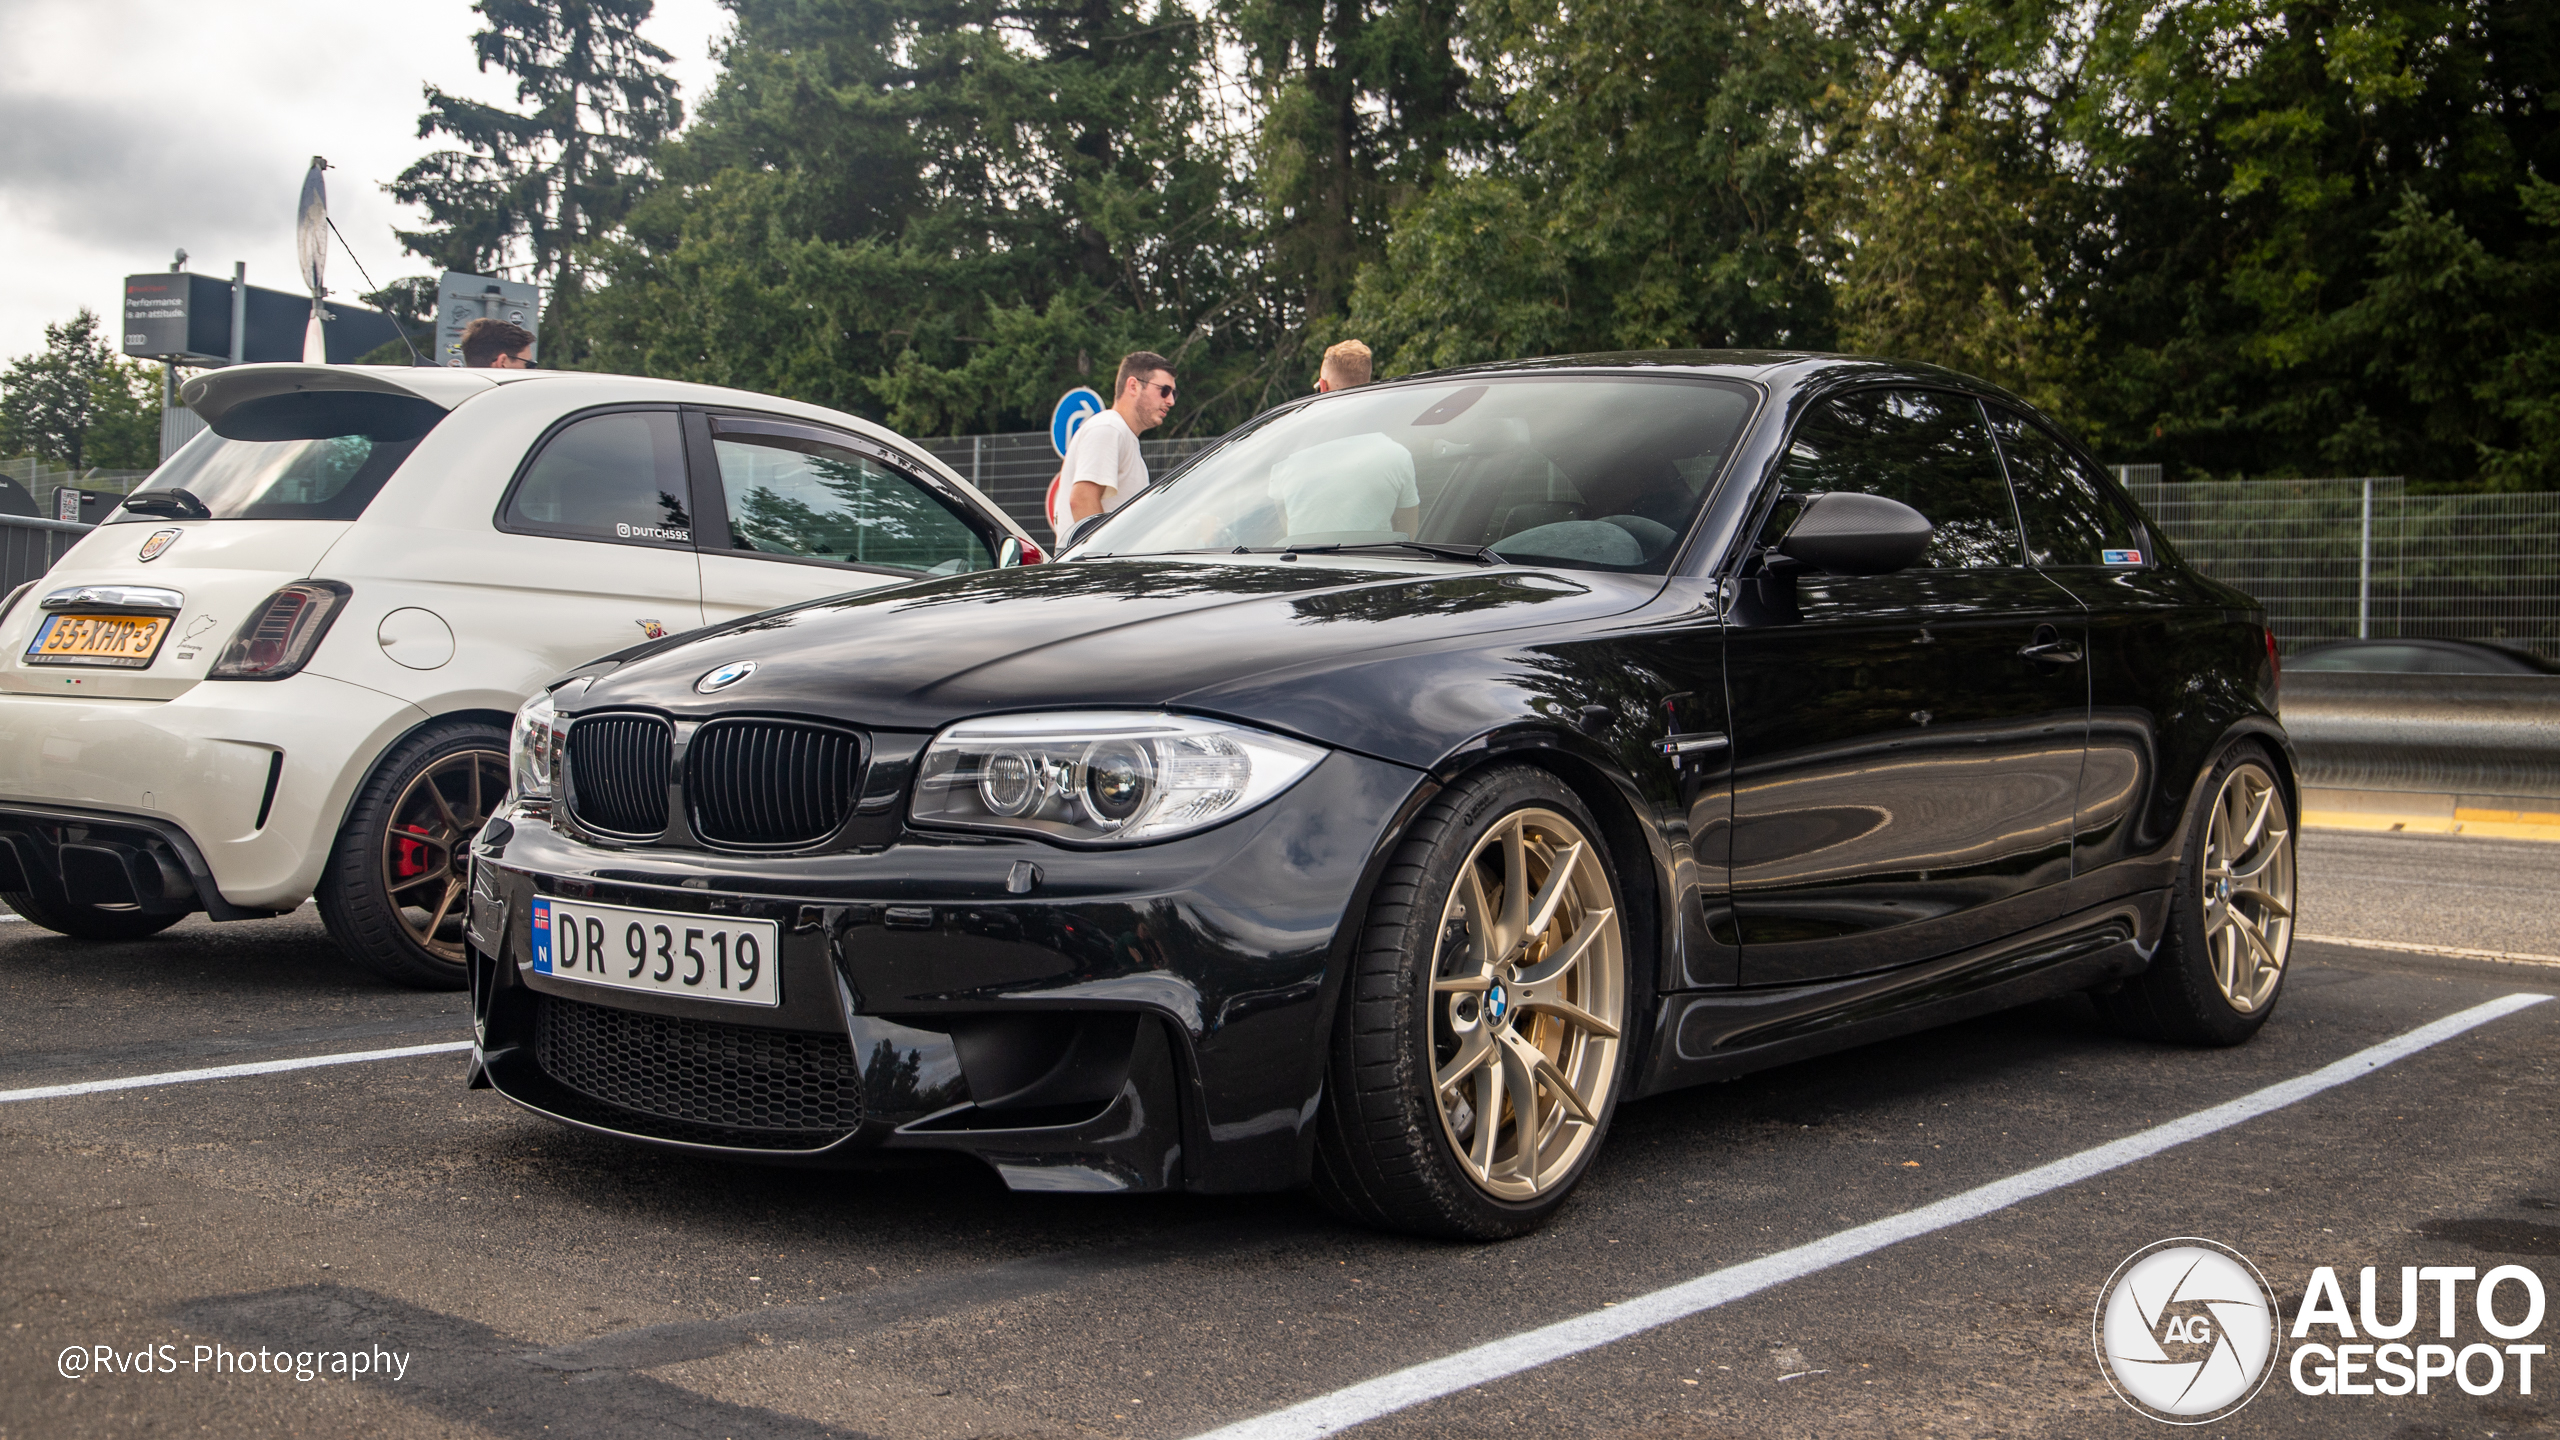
[435, 272, 540, 366]
[1049, 387, 1104, 457]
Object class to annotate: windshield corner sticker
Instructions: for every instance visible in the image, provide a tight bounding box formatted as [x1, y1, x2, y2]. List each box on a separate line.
[634, 619, 668, 639]
[138, 529, 181, 562]
[2104, 548, 2144, 565]
[530, 898, 553, 973]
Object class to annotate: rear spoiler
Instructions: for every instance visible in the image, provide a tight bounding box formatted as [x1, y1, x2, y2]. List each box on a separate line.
[180, 364, 498, 429]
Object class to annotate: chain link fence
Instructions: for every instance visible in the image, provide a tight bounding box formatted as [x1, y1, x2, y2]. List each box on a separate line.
[2124, 477, 2560, 661]
[909, 431, 1218, 539]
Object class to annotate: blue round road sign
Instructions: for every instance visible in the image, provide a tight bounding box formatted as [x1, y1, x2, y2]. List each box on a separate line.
[1050, 387, 1106, 458]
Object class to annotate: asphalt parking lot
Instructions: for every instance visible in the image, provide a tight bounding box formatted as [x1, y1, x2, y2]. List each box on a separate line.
[3, 827, 2555, 1439]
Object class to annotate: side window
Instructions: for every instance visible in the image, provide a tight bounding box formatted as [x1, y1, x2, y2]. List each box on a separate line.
[1985, 406, 2150, 566]
[503, 410, 694, 546]
[1761, 389, 2020, 568]
[711, 431, 995, 576]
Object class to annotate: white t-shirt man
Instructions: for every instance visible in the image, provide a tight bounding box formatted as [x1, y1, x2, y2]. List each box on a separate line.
[1051, 409, 1149, 544]
[1266, 432, 1419, 538]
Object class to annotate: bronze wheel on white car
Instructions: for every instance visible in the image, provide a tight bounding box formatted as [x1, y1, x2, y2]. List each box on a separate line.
[317, 720, 508, 989]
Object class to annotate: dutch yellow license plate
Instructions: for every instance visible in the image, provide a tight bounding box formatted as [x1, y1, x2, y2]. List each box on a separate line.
[27, 613, 172, 668]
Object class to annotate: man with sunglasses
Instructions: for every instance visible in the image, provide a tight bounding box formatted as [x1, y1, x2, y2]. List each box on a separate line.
[1058, 351, 1177, 541]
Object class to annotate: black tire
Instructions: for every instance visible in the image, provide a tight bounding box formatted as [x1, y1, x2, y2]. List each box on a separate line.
[316, 719, 509, 990]
[1312, 765, 1637, 1240]
[0, 888, 186, 942]
[2094, 742, 2296, 1046]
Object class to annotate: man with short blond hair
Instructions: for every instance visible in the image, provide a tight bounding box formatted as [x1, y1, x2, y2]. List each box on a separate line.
[1058, 351, 1177, 538]
[1315, 339, 1372, 391]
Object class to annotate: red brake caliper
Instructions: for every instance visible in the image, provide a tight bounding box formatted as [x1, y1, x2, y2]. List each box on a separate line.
[392, 825, 434, 881]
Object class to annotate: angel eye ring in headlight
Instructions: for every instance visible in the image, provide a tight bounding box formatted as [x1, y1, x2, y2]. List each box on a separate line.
[978, 751, 1042, 817]
[912, 712, 1327, 845]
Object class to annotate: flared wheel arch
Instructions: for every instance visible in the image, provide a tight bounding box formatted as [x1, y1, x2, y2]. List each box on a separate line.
[1301, 738, 1669, 1160]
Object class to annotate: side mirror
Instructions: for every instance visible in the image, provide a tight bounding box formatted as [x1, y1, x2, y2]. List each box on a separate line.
[997, 535, 1026, 568]
[1062, 511, 1110, 551]
[1775, 492, 1933, 576]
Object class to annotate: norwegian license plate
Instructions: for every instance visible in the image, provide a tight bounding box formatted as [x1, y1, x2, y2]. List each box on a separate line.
[26, 612, 171, 668]
[529, 896, 780, 1007]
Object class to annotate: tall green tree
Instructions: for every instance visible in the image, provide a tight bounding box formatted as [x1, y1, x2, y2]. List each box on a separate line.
[1226, 0, 1488, 331]
[1346, 0, 1841, 374]
[0, 310, 155, 471]
[392, 0, 682, 327]
[576, 0, 1279, 434]
[2067, 0, 2560, 485]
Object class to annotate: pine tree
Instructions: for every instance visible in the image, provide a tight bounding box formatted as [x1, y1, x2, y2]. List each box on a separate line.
[391, 0, 682, 316]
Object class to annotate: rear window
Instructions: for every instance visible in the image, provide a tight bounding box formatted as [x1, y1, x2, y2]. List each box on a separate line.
[111, 391, 446, 522]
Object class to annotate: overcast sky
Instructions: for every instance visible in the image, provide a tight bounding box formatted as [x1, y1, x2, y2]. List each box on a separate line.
[0, 0, 730, 366]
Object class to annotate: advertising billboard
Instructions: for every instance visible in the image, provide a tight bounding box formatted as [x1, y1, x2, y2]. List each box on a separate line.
[122, 275, 412, 365]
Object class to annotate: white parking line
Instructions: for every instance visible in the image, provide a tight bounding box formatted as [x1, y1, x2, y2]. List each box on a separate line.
[0, 1041, 474, 1104]
[2301, 932, 2560, 968]
[1189, 991, 2551, 1440]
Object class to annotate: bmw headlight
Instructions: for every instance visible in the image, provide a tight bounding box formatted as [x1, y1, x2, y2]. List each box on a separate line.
[509, 688, 565, 803]
[912, 712, 1326, 845]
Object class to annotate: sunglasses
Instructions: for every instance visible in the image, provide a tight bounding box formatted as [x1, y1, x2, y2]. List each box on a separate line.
[1137, 379, 1176, 402]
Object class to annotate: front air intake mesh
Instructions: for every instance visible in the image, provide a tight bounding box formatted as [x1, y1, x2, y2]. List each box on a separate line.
[686, 719, 863, 849]
[565, 714, 671, 838]
[534, 995, 861, 1135]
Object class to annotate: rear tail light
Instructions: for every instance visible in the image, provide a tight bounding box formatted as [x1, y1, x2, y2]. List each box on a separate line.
[208, 581, 352, 681]
[2264, 626, 2282, 703]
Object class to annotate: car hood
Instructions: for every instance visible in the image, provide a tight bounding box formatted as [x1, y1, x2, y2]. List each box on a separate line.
[566, 557, 1662, 751]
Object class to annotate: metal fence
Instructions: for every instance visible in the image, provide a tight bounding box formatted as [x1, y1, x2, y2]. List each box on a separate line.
[1, 458, 153, 525]
[910, 431, 1219, 539]
[2125, 477, 2560, 661]
[0, 514, 93, 594]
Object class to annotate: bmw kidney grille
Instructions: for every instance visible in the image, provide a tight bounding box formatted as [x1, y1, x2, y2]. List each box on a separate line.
[685, 719, 864, 849]
[564, 715, 673, 838]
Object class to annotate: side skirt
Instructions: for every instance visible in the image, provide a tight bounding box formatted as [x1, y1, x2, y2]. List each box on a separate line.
[1633, 890, 2166, 1096]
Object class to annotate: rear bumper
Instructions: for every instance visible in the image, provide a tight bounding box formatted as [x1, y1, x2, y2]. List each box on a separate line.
[0, 675, 430, 910]
[0, 802, 281, 920]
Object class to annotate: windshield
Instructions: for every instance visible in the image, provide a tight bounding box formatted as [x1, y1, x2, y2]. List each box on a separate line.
[1085, 375, 1757, 573]
[112, 390, 445, 522]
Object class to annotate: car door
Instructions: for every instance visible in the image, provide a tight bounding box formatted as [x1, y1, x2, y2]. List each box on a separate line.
[469, 405, 707, 667]
[688, 412, 1005, 624]
[1724, 387, 2089, 986]
[1985, 403, 2191, 879]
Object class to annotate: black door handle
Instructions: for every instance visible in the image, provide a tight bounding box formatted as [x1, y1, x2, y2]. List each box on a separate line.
[2019, 625, 2084, 665]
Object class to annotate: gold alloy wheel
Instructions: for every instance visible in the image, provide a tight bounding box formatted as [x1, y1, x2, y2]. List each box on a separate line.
[2202, 761, 2295, 1013]
[1428, 807, 1625, 1201]
[379, 749, 509, 963]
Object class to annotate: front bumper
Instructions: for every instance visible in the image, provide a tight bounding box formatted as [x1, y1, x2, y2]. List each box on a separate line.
[0, 674, 430, 910]
[466, 749, 1426, 1194]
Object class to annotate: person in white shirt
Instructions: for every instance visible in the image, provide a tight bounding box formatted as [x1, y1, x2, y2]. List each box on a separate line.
[1268, 339, 1420, 538]
[1055, 351, 1177, 544]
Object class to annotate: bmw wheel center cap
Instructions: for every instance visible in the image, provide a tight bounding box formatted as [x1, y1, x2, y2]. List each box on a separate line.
[695, 660, 756, 694]
[1486, 983, 1509, 1024]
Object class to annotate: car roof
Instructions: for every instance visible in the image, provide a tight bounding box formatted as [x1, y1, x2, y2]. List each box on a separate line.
[1331, 349, 2039, 415]
[178, 364, 933, 460]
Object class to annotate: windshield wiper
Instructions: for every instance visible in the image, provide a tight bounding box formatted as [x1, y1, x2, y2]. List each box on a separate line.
[119, 488, 212, 520]
[1278, 540, 1505, 566]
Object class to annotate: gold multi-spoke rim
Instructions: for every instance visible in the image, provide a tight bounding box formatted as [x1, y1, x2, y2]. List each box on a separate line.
[379, 749, 507, 964]
[2202, 762, 2294, 1014]
[1428, 807, 1625, 1202]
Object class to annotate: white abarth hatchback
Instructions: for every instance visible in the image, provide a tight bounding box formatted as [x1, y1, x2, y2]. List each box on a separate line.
[0, 364, 1038, 986]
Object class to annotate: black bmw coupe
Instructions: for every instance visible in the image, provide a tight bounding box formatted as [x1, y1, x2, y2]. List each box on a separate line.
[466, 353, 2296, 1238]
